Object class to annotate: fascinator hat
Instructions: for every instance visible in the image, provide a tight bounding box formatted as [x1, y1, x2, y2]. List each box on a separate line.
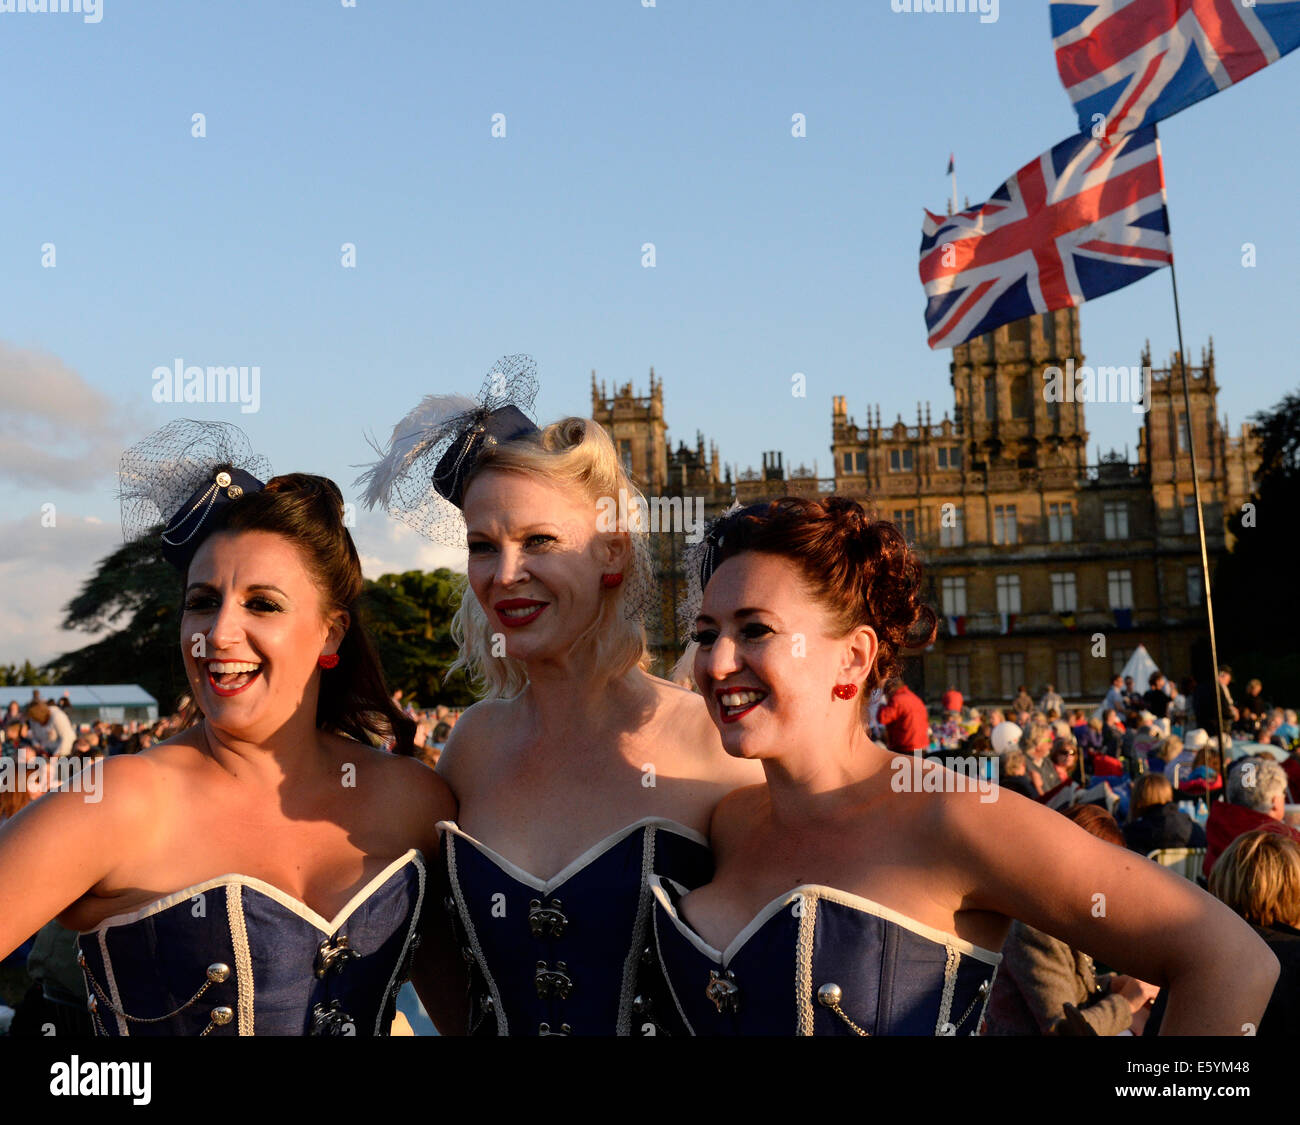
[354, 354, 541, 548]
[118, 419, 272, 571]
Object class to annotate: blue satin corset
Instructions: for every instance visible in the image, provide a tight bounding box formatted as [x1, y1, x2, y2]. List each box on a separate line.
[651, 876, 1001, 1036]
[438, 818, 713, 1036]
[76, 850, 425, 1036]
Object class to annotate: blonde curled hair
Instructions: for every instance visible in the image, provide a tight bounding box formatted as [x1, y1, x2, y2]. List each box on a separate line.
[448, 417, 654, 700]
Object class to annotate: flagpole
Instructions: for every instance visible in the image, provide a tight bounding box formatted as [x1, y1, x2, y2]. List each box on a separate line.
[1160, 158, 1229, 786]
[950, 155, 958, 215]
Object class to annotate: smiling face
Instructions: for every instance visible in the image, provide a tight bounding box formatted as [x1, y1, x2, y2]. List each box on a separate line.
[462, 468, 627, 664]
[182, 529, 346, 741]
[692, 551, 876, 761]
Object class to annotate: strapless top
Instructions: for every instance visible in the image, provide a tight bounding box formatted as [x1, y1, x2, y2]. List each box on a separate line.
[438, 818, 713, 1036]
[650, 876, 1001, 1036]
[76, 850, 425, 1036]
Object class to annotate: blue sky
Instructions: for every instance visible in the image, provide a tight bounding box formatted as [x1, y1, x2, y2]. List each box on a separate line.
[1, 0, 1296, 665]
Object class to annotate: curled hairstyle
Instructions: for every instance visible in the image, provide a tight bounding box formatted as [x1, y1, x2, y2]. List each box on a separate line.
[1210, 829, 1300, 929]
[187, 474, 415, 754]
[448, 418, 652, 700]
[704, 496, 937, 697]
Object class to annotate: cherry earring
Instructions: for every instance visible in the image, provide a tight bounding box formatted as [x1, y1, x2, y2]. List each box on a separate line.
[601, 572, 624, 589]
[832, 684, 858, 700]
[318, 653, 339, 669]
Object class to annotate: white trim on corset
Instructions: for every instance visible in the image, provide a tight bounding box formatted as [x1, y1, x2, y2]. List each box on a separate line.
[650, 876, 695, 1036]
[648, 879, 1003, 969]
[444, 833, 507, 1036]
[795, 895, 817, 1036]
[375, 854, 426, 1035]
[615, 825, 657, 1037]
[97, 928, 128, 1036]
[226, 884, 255, 1036]
[77, 850, 424, 937]
[434, 817, 708, 894]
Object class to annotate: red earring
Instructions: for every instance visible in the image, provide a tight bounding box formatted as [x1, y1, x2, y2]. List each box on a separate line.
[601, 572, 624, 589]
[318, 653, 339, 669]
[832, 684, 858, 700]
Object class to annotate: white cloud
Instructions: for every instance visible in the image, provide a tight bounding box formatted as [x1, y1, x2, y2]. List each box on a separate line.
[0, 513, 125, 666]
[0, 341, 141, 493]
[350, 507, 467, 578]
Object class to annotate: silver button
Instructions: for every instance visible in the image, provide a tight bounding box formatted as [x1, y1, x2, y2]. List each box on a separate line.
[210, 1006, 234, 1026]
[817, 983, 843, 1007]
[207, 962, 231, 983]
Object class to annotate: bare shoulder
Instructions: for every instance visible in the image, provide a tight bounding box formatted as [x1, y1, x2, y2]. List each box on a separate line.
[433, 697, 517, 796]
[707, 783, 768, 859]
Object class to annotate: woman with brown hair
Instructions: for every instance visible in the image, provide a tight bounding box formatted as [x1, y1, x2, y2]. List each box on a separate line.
[0, 420, 453, 1036]
[1123, 772, 1206, 856]
[649, 495, 1277, 1035]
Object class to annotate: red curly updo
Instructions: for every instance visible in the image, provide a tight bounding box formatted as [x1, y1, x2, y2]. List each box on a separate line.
[706, 495, 938, 694]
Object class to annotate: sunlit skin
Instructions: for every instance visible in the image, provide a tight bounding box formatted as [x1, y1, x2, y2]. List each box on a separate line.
[0, 528, 450, 966]
[682, 550, 1278, 1034]
[435, 467, 762, 881]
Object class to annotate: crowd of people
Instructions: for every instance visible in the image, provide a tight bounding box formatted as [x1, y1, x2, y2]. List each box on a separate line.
[860, 667, 1300, 1035]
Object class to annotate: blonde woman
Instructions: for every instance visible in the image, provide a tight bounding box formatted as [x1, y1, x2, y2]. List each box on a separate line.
[359, 357, 760, 1035]
[1123, 773, 1206, 855]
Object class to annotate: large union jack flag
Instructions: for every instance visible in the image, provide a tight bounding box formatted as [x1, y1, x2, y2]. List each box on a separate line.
[919, 126, 1172, 351]
[1052, 0, 1300, 141]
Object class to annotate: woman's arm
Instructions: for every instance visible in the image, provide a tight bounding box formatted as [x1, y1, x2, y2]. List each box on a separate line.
[942, 788, 1278, 1035]
[0, 755, 158, 959]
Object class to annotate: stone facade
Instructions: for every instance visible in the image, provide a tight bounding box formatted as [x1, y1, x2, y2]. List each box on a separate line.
[590, 309, 1257, 706]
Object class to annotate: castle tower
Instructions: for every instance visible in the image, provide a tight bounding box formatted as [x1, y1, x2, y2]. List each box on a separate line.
[590, 367, 668, 490]
[949, 308, 1088, 473]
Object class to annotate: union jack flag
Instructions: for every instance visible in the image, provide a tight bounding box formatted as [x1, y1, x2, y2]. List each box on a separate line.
[919, 126, 1172, 351]
[1052, 0, 1300, 141]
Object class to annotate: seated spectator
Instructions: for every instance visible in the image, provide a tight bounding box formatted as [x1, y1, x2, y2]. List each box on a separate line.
[941, 685, 963, 714]
[1207, 830, 1300, 1036]
[934, 711, 965, 751]
[1040, 683, 1064, 715]
[1101, 709, 1125, 757]
[1157, 735, 1196, 785]
[1239, 679, 1271, 730]
[1020, 722, 1057, 797]
[1049, 739, 1078, 784]
[1279, 710, 1299, 747]
[1178, 745, 1223, 796]
[25, 700, 74, 758]
[1204, 758, 1300, 879]
[1013, 684, 1034, 714]
[998, 750, 1037, 800]
[985, 805, 1159, 1035]
[1123, 773, 1206, 855]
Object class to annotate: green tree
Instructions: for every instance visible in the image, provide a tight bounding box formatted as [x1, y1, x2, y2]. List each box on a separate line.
[361, 568, 475, 709]
[44, 532, 188, 712]
[1213, 388, 1300, 701]
[0, 661, 55, 688]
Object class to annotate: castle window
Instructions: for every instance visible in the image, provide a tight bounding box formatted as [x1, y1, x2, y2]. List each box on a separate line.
[1111, 646, 1134, 677]
[984, 376, 997, 421]
[1000, 653, 1026, 701]
[939, 505, 965, 547]
[941, 576, 968, 617]
[1176, 413, 1191, 453]
[1187, 565, 1204, 607]
[855, 451, 866, 472]
[618, 439, 633, 476]
[1107, 568, 1134, 610]
[993, 504, 1018, 545]
[1050, 572, 1077, 613]
[946, 655, 971, 698]
[937, 446, 962, 470]
[1181, 495, 1197, 534]
[1055, 651, 1081, 696]
[1103, 501, 1128, 540]
[889, 449, 913, 472]
[842, 452, 853, 473]
[1010, 374, 1030, 419]
[1048, 502, 1074, 542]
[892, 508, 917, 542]
[995, 573, 1021, 614]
